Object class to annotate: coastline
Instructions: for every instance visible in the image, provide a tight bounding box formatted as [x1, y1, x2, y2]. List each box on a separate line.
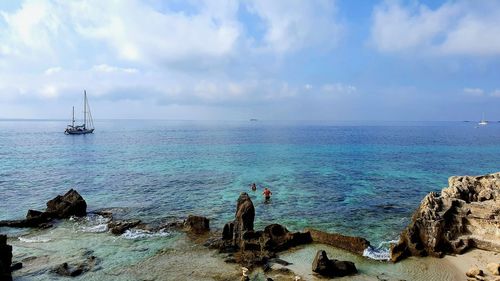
[2, 172, 500, 280]
[7, 223, 496, 281]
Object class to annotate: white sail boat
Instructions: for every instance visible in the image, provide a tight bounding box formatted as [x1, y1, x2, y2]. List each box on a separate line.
[64, 90, 95, 135]
[478, 113, 488, 126]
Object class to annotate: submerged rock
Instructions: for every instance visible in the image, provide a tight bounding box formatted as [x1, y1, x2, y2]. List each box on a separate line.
[311, 250, 357, 277]
[391, 172, 500, 262]
[0, 235, 13, 281]
[51, 253, 101, 277]
[305, 228, 370, 256]
[108, 219, 141, 235]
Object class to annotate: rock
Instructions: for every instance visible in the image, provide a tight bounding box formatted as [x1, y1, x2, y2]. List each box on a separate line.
[0, 189, 87, 228]
[0, 235, 13, 281]
[108, 220, 141, 235]
[487, 262, 500, 275]
[465, 266, 483, 278]
[46, 189, 87, 218]
[234, 192, 255, 247]
[10, 262, 22, 271]
[312, 250, 357, 277]
[262, 224, 312, 252]
[51, 254, 101, 277]
[209, 192, 312, 268]
[53, 262, 84, 277]
[391, 172, 500, 262]
[305, 228, 370, 255]
[184, 215, 210, 234]
[222, 222, 234, 240]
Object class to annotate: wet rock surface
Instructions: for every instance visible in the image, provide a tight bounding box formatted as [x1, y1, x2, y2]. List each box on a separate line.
[391, 172, 500, 262]
[311, 250, 357, 277]
[107, 219, 142, 235]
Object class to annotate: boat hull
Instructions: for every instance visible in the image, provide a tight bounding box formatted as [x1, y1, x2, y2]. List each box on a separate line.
[64, 129, 94, 135]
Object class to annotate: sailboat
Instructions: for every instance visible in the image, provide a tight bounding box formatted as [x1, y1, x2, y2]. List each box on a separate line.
[64, 90, 95, 135]
[478, 113, 488, 126]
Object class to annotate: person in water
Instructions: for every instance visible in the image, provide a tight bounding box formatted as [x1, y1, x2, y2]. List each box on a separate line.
[263, 187, 272, 201]
[251, 183, 257, 191]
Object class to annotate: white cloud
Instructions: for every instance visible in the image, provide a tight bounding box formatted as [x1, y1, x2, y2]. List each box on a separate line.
[44, 66, 62, 75]
[40, 85, 58, 99]
[246, 0, 342, 53]
[463, 88, 484, 96]
[92, 64, 138, 74]
[371, 1, 500, 56]
[69, 1, 241, 64]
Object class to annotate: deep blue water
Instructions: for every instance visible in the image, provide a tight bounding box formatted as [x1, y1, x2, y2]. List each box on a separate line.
[1, 120, 499, 245]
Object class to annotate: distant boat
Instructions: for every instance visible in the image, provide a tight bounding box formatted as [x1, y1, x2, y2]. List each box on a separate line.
[64, 90, 95, 135]
[250, 119, 258, 122]
[478, 113, 488, 126]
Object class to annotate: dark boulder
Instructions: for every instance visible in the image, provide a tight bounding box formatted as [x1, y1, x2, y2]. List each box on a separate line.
[0, 189, 87, 228]
[305, 228, 370, 255]
[0, 235, 13, 281]
[312, 250, 357, 277]
[184, 215, 210, 234]
[263, 224, 312, 252]
[46, 189, 87, 218]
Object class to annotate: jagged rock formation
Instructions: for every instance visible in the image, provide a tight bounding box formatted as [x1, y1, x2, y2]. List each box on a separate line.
[311, 250, 357, 277]
[0, 189, 87, 228]
[0, 235, 13, 281]
[208, 192, 312, 267]
[391, 172, 500, 262]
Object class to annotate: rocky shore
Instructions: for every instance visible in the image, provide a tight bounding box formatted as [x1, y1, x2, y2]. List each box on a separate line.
[1, 172, 499, 280]
[391, 172, 500, 262]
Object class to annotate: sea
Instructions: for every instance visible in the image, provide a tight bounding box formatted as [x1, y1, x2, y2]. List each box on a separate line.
[1, 119, 499, 280]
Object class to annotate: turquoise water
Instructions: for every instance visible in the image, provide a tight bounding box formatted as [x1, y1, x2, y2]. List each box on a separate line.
[1, 120, 500, 246]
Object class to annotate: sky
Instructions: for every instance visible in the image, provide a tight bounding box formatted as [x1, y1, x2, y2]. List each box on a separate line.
[0, 0, 499, 121]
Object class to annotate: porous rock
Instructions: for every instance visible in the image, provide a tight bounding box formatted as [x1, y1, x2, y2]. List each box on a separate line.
[391, 172, 500, 262]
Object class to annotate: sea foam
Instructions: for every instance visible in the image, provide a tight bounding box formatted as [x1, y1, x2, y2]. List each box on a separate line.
[18, 236, 51, 243]
[74, 214, 111, 233]
[362, 240, 398, 261]
[121, 229, 170, 239]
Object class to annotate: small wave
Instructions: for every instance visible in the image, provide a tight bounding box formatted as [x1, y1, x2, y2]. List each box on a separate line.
[362, 241, 398, 261]
[19, 236, 51, 243]
[121, 229, 170, 240]
[73, 215, 111, 233]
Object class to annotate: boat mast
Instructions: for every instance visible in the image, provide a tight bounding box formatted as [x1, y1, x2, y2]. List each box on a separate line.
[83, 90, 87, 129]
[72, 106, 75, 127]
